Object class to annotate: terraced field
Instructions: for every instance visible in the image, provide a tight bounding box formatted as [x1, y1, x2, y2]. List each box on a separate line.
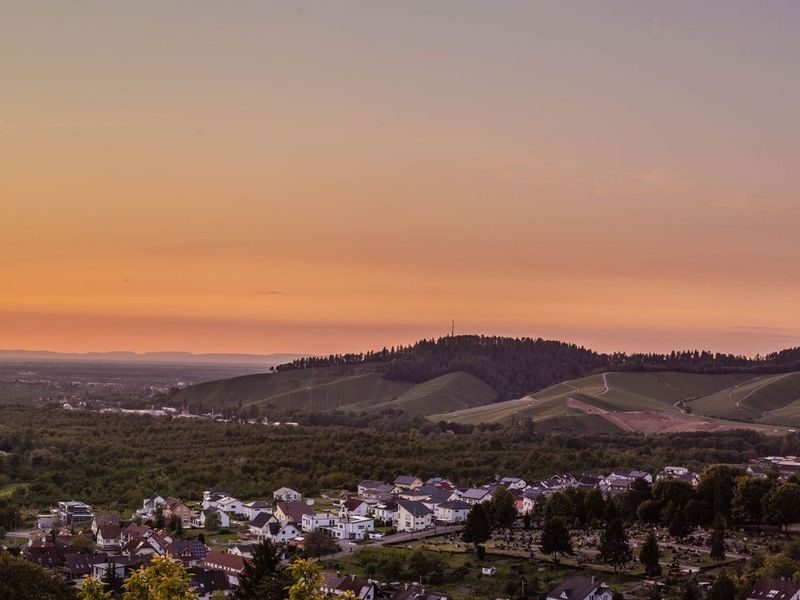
[432, 371, 791, 434]
[169, 365, 499, 417]
[690, 372, 800, 423]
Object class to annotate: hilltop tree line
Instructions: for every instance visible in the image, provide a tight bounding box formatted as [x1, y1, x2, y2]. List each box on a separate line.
[274, 335, 800, 401]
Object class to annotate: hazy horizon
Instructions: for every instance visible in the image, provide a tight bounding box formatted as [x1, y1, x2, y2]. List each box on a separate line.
[3, 1, 799, 356]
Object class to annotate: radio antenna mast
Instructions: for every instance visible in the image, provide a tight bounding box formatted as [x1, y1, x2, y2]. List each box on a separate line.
[451, 320, 455, 337]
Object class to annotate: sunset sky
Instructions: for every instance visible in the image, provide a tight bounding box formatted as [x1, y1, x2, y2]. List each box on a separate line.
[2, 1, 799, 356]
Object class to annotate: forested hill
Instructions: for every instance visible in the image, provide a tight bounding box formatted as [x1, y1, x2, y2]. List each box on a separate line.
[275, 335, 800, 401]
[277, 336, 607, 401]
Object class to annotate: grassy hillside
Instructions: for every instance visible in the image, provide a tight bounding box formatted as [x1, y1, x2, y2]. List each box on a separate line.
[690, 372, 800, 422]
[432, 371, 786, 434]
[168, 365, 498, 418]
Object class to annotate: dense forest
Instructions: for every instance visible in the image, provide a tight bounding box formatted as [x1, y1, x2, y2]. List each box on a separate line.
[274, 335, 800, 401]
[0, 405, 795, 526]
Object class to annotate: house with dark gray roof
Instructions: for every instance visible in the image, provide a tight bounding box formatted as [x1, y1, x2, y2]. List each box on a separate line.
[545, 574, 613, 600]
[397, 501, 433, 532]
[746, 578, 800, 600]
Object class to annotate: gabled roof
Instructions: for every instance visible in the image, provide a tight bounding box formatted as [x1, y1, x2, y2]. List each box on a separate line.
[63, 552, 107, 575]
[393, 584, 451, 600]
[460, 488, 490, 500]
[276, 501, 314, 523]
[122, 523, 151, 539]
[343, 498, 368, 511]
[250, 512, 276, 528]
[547, 574, 608, 600]
[427, 490, 456, 505]
[189, 566, 229, 594]
[398, 501, 433, 516]
[394, 475, 420, 485]
[98, 524, 121, 539]
[203, 550, 245, 573]
[94, 514, 120, 526]
[747, 578, 800, 599]
[359, 479, 386, 489]
[437, 500, 471, 510]
[322, 572, 375, 595]
[167, 539, 208, 561]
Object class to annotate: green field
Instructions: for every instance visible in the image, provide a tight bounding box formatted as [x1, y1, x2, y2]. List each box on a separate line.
[170, 365, 499, 418]
[432, 371, 794, 433]
[690, 372, 800, 422]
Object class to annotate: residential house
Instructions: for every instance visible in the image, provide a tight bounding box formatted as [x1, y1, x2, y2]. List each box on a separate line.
[188, 566, 229, 600]
[139, 494, 165, 517]
[228, 542, 258, 559]
[340, 498, 371, 519]
[54, 501, 94, 525]
[499, 477, 527, 490]
[373, 501, 399, 525]
[121, 523, 151, 545]
[264, 521, 300, 543]
[302, 511, 340, 533]
[92, 556, 137, 581]
[91, 513, 120, 535]
[241, 501, 272, 521]
[434, 500, 471, 525]
[62, 553, 108, 581]
[545, 574, 613, 600]
[745, 578, 800, 600]
[192, 507, 230, 529]
[96, 524, 122, 550]
[358, 480, 388, 496]
[397, 501, 433, 532]
[600, 471, 653, 493]
[216, 496, 244, 515]
[331, 516, 374, 540]
[521, 488, 545, 515]
[393, 476, 423, 490]
[458, 488, 492, 506]
[321, 572, 376, 600]
[275, 501, 314, 526]
[422, 489, 458, 511]
[166, 539, 208, 566]
[202, 550, 246, 588]
[248, 513, 279, 538]
[359, 482, 395, 501]
[162, 497, 193, 526]
[141, 530, 172, 556]
[656, 466, 700, 487]
[202, 491, 228, 510]
[393, 584, 451, 600]
[273, 487, 302, 502]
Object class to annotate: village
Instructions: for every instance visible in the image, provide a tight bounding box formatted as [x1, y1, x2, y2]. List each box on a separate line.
[5, 456, 800, 599]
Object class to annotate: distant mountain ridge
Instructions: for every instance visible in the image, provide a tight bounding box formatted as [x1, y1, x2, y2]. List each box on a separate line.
[0, 349, 305, 366]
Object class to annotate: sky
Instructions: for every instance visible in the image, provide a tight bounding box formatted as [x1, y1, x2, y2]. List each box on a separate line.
[1, 1, 799, 356]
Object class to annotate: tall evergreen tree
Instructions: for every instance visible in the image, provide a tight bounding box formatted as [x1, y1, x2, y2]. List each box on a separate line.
[668, 509, 691, 540]
[639, 528, 661, 577]
[708, 571, 737, 600]
[709, 513, 726, 562]
[540, 516, 572, 560]
[598, 518, 633, 572]
[234, 540, 290, 600]
[462, 503, 492, 553]
[489, 486, 518, 530]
